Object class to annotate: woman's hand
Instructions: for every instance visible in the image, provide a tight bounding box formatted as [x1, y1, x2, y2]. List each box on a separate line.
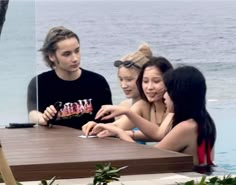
[93, 124, 124, 137]
[88, 123, 108, 136]
[93, 124, 135, 143]
[95, 105, 128, 121]
[96, 129, 115, 138]
[82, 121, 97, 136]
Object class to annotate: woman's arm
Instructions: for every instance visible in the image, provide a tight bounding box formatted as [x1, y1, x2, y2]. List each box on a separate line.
[96, 102, 173, 141]
[156, 120, 196, 152]
[94, 124, 135, 143]
[82, 100, 140, 136]
[124, 109, 168, 141]
[126, 130, 152, 141]
[82, 110, 137, 136]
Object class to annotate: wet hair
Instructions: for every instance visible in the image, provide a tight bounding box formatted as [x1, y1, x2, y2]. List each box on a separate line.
[163, 66, 216, 149]
[136, 56, 173, 102]
[114, 43, 153, 71]
[39, 26, 80, 69]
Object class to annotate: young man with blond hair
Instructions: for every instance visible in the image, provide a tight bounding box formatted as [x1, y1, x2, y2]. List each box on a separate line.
[27, 26, 113, 129]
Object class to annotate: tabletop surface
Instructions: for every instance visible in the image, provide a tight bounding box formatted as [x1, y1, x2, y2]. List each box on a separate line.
[0, 125, 193, 181]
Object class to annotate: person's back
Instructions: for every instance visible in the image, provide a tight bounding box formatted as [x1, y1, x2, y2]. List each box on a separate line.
[158, 66, 216, 168]
[27, 26, 113, 129]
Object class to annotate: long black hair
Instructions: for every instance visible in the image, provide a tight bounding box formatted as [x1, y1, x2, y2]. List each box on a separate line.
[136, 56, 173, 102]
[163, 66, 216, 149]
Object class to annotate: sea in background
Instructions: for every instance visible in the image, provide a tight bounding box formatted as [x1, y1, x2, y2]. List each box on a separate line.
[0, 0, 236, 172]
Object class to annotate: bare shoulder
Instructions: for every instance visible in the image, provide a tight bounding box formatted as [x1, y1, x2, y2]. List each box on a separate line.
[132, 99, 149, 107]
[175, 119, 198, 132]
[118, 99, 132, 109]
[131, 100, 150, 116]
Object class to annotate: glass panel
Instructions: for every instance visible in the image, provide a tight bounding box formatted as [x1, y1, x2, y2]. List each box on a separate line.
[0, 0, 35, 126]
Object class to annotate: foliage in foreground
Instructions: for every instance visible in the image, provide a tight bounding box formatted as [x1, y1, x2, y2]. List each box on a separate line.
[1, 163, 127, 185]
[38, 176, 57, 185]
[177, 175, 236, 185]
[88, 163, 128, 185]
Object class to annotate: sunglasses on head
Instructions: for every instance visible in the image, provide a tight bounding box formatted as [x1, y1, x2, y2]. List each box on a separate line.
[113, 60, 141, 69]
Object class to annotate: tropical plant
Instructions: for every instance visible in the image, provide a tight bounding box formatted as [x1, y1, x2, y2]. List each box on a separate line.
[177, 175, 236, 185]
[38, 176, 57, 185]
[2, 162, 128, 185]
[88, 163, 128, 185]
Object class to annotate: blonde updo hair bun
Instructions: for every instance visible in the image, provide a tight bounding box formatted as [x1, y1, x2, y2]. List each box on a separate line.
[120, 43, 153, 69]
[137, 43, 152, 58]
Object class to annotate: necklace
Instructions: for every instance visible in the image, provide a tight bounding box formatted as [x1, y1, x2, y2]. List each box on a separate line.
[153, 103, 166, 126]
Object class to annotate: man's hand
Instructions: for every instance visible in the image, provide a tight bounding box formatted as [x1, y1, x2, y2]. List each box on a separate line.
[37, 115, 47, 125]
[42, 105, 57, 122]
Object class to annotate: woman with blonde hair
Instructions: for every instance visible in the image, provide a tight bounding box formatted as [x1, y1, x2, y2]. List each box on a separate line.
[115, 43, 152, 110]
[83, 56, 174, 142]
[91, 66, 217, 170]
[82, 43, 152, 138]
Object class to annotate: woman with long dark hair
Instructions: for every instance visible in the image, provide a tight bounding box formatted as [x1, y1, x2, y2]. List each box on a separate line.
[161, 66, 216, 167]
[93, 65, 216, 167]
[83, 56, 174, 142]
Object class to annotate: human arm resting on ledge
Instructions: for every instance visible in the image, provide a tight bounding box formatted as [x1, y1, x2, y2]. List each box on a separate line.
[94, 124, 135, 143]
[82, 106, 137, 136]
[95, 104, 173, 141]
[126, 130, 153, 141]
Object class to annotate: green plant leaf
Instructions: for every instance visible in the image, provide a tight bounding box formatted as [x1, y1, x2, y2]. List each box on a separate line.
[117, 166, 128, 171]
[92, 163, 127, 185]
[48, 176, 57, 185]
[103, 164, 111, 172]
[110, 177, 120, 181]
[96, 164, 104, 170]
[199, 176, 206, 185]
[106, 166, 128, 174]
[39, 179, 48, 185]
[106, 169, 121, 174]
[176, 174, 236, 185]
[186, 180, 195, 185]
[176, 180, 195, 185]
[208, 176, 218, 184]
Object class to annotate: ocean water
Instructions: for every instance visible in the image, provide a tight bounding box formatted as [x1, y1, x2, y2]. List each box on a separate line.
[0, 0, 236, 172]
